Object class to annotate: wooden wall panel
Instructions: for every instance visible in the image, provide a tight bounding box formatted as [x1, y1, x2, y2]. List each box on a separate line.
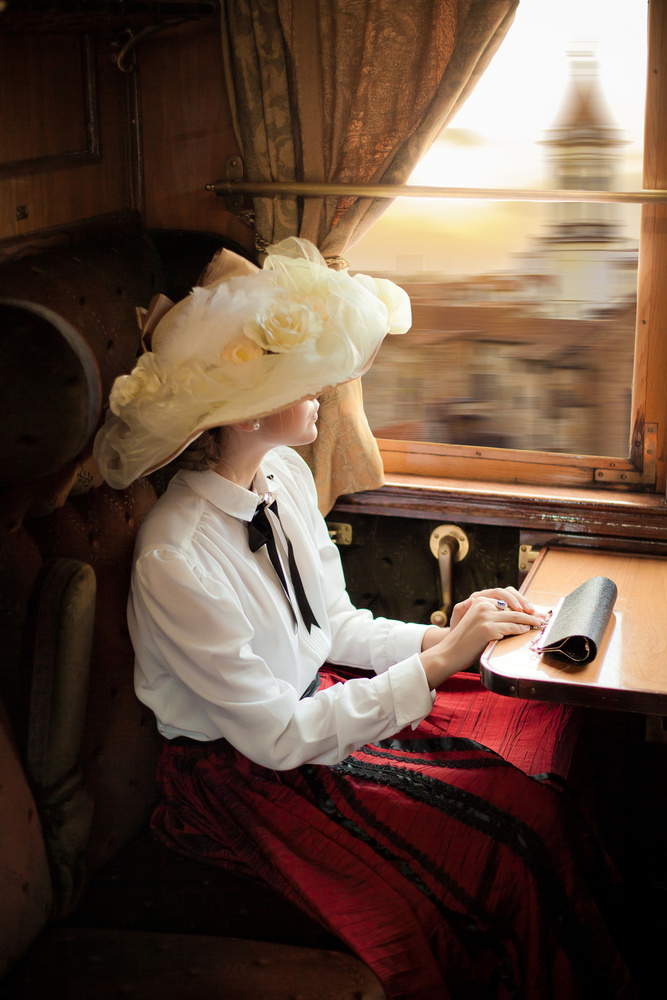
[0, 33, 132, 243]
[0, 34, 88, 164]
[139, 17, 252, 251]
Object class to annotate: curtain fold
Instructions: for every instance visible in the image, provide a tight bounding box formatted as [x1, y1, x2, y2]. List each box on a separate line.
[221, 0, 519, 513]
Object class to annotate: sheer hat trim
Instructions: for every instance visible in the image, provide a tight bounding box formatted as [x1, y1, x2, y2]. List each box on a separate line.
[94, 238, 411, 489]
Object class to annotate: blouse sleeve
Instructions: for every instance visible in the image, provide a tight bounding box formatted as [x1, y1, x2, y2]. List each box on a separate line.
[131, 544, 434, 770]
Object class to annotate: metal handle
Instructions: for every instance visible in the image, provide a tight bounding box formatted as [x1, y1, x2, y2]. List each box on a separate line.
[429, 525, 469, 627]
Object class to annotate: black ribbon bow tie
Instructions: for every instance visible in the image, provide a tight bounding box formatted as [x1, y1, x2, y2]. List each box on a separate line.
[248, 496, 320, 633]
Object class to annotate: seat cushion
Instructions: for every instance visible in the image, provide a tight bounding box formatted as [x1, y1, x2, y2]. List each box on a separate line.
[0, 699, 52, 979]
[68, 830, 342, 951]
[2, 927, 387, 1000]
[27, 479, 161, 872]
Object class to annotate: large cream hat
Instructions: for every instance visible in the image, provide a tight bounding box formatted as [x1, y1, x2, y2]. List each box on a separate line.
[94, 237, 411, 489]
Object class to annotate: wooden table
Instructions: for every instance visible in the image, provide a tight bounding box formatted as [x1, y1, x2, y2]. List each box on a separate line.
[480, 547, 667, 714]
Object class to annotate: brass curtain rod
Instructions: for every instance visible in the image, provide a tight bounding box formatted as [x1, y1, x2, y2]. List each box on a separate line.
[207, 178, 667, 205]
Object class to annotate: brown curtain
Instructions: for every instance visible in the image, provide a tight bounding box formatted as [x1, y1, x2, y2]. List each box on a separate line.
[221, 0, 519, 513]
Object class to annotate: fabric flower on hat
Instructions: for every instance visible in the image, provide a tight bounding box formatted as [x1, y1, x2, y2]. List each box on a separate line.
[221, 335, 265, 365]
[354, 273, 412, 335]
[109, 353, 163, 413]
[244, 293, 324, 353]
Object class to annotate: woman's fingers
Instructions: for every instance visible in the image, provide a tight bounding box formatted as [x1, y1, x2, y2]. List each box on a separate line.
[467, 595, 546, 631]
[497, 609, 545, 627]
[465, 587, 535, 613]
[504, 585, 536, 613]
[449, 588, 543, 634]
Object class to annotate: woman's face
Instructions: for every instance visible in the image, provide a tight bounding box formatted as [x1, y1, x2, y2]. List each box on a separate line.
[257, 398, 320, 447]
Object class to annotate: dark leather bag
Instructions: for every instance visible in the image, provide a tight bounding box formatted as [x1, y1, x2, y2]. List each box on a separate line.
[536, 576, 617, 664]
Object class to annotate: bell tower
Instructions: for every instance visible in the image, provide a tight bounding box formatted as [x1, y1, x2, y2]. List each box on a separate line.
[515, 45, 637, 320]
[541, 46, 627, 242]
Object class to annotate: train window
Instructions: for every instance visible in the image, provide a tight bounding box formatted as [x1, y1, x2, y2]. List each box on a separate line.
[348, 0, 661, 493]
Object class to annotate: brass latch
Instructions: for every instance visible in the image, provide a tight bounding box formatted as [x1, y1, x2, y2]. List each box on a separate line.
[328, 522, 353, 546]
[518, 544, 540, 574]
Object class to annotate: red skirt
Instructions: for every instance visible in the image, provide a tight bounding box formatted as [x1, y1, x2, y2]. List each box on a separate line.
[151, 668, 635, 1000]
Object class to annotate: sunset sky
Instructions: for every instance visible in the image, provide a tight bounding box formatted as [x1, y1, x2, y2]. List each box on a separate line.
[347, 0, 648, 276]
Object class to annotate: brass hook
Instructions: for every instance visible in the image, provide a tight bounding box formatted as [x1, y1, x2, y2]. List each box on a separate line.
[112, 22, 184, 74]
[429, 525, 469, 627]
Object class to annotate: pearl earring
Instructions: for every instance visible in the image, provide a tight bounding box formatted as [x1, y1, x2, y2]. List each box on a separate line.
[251, 421, 260, 431]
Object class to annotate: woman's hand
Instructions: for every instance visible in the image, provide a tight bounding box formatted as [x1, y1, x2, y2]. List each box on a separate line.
[419, 594, 546, 690]
[449, 587, 535, 630]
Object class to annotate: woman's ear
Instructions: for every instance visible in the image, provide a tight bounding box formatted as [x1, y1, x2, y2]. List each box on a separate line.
[235, 419, 261, 433]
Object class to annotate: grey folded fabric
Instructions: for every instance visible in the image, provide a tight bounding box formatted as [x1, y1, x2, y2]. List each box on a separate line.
[536, 576, 617, 665]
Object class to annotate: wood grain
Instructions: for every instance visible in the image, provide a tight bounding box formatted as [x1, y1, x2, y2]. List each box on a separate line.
[333, 478, 667, 542]
[0, 35, 131, 241]
[139, 17, 252, 250]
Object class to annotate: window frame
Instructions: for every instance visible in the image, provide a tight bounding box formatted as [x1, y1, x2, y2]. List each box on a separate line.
[377, 0, 667, 499]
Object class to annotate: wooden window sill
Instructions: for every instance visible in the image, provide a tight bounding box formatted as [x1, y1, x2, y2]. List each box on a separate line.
[332, 474, 667, 545]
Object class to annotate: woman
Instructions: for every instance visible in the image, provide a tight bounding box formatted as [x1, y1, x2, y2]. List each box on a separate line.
[95, 239, 635, 1000]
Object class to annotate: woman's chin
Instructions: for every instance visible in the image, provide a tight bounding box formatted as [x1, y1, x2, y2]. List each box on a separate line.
[294, 425, 319, 447]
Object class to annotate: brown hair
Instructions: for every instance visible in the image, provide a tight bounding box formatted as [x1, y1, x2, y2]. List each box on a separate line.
[173, 426, 228, 472]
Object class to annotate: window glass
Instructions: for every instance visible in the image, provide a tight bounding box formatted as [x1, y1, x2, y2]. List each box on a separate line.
[350, 0, 646, 460]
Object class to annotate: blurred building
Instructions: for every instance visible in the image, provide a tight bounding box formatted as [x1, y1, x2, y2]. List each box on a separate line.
[362, 50, 638, 458]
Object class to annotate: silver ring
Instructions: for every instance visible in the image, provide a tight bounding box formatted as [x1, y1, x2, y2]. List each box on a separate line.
[495, 599, 508, 610]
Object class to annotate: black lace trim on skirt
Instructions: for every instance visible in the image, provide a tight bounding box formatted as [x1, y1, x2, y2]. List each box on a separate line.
[306, 745, 618, 999]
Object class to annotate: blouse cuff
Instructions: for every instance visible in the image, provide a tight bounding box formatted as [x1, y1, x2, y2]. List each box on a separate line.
[385, 654, 435, 729]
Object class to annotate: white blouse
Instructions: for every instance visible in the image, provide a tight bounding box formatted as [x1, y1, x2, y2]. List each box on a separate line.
[130, 446, 434, 769]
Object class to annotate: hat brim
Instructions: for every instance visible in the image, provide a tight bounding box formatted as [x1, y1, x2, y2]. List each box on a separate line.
[94, 239, 410, 489]
[137, 340, 382, 478]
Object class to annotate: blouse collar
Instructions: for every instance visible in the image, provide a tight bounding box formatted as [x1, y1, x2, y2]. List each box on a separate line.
[179, 463, 279, 522]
